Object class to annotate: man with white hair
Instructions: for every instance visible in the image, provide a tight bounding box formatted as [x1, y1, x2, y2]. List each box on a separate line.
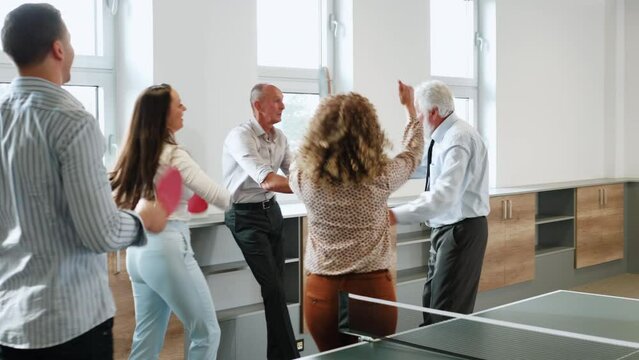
[389, 80, 489, 325]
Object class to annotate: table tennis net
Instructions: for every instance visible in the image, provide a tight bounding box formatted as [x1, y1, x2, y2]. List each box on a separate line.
[337, 292, 639, 360]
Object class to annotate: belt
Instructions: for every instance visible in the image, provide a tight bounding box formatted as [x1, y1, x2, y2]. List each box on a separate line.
[232, 197, 276, 210]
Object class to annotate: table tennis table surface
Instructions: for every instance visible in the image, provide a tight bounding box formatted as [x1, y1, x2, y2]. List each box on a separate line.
[301, 290, 639, 360]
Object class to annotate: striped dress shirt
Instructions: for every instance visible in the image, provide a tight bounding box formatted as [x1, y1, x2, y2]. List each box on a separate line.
[0, 77, 145, 349]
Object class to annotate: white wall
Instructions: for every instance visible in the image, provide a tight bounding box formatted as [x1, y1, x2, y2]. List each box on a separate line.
[115, 0, 257, 185]
[117, 0, 633, 193]
[625, 0, 639, 177]
[115, 0, 154, 144]
[492, 0, 607, 187]
[350, 0, 430, 196]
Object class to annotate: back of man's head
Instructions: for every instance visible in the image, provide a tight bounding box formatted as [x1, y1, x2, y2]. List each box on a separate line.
[1, 3, 64, 68]
[415, 80, 455, 117]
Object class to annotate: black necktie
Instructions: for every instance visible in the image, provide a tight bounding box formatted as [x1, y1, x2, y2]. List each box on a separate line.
[425, 139, 435, 191]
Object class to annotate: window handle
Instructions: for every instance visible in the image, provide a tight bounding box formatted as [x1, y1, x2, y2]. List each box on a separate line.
[329, 13, 340, 38]
[105, 0, 119, 15]
[475, 32, 486, 52]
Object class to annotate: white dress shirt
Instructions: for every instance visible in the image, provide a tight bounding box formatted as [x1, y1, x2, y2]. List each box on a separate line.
[392, 114, 490, 228]
[222, 118, 292, 203]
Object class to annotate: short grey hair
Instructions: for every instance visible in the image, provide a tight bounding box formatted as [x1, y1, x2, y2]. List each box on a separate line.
[414, 80, 455, 117]
[250, 83, 270, 106]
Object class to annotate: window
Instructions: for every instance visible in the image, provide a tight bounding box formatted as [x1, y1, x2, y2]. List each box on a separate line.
[0, 0, 115, 161]
[430, 0, 478, 126]
[257, 0, 333, 149]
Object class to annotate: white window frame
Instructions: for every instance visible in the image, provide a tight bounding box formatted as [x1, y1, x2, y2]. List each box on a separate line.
[0, 0, 116, 161]
[257, 0, 334, 97]
[429, 0, 479, 127]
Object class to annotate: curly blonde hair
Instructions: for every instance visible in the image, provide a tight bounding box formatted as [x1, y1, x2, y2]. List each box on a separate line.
[297, 92, 391, 185]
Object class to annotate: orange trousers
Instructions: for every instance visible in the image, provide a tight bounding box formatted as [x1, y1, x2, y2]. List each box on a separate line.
[304, 270, 397, 352]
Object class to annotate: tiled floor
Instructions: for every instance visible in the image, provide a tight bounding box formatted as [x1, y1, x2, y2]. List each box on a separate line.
[571, 273, 639, 299]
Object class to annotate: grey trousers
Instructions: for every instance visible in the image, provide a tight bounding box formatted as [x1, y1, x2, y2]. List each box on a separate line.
[422, 216, 488, 325]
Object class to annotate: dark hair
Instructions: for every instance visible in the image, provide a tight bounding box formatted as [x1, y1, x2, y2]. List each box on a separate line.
[110, 84, 177, 209]
[1, 3, 65, 67]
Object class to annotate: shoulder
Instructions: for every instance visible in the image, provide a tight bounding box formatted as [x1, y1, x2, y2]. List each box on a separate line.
[225, 122, 255, 143]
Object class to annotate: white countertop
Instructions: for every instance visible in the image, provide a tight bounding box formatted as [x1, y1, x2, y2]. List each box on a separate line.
[188, 178, 639, 228]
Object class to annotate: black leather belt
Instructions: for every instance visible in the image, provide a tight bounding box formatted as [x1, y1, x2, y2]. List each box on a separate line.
[232, 197, 276, 210]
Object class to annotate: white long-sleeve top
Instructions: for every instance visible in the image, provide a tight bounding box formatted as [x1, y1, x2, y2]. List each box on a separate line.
[158, 143, 230, 220]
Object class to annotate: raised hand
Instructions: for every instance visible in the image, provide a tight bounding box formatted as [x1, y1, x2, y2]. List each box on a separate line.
[398, 80, 417, 118]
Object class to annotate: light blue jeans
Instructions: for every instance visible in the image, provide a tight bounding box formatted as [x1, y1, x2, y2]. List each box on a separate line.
[126, 221, 220, 360]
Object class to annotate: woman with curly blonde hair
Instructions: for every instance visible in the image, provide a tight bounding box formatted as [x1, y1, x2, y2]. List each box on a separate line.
[290, 82, 424, 351]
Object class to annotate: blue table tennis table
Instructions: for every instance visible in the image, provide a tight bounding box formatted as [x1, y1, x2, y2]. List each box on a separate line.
[301, 290, 639, 360]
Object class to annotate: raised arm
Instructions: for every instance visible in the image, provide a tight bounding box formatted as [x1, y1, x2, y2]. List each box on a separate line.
[386, 80, 425, 192]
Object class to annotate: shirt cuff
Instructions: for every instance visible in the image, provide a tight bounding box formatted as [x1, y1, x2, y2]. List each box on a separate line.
[391, 204, 414, 225]
[121, 209, 148, 246]
[255, 167, 274, 185]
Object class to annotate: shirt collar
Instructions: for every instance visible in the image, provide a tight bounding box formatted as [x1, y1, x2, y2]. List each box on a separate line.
[431, 113, 458, 143]
[12, 76, 62, 91]
[10, 76, 83, 108]
[249, 117, 277, 141]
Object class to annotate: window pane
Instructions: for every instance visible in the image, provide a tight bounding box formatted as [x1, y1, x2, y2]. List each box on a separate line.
[276, 93, 320, 149]
[454, 97, 474, 126]
[257, 0, 320, 69]
[430, 0, 475, 78]
[0, 83, 102, 134]
[0, 0, 102, 56]
[64, 85, 101, 131]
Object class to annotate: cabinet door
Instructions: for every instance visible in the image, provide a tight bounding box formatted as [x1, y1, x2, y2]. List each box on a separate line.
[600, 184, 624, 263]
[479, 197, 506, 291]
[576, 186, 601, 268]
[504, 194, 535, 286]
[576, 185, 624, 268]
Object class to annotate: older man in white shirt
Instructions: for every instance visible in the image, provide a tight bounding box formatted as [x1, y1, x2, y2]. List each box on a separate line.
[222, 83, 299, 360]
[389, 80, 490, 325]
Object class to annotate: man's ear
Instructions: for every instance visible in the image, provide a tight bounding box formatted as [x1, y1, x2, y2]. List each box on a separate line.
[253, 100, 262, 113]
[51, 39, 64, 61]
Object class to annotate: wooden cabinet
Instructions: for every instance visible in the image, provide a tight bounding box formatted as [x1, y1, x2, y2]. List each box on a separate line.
[575, 184, 624, 268]
[480, 193, 535, 291]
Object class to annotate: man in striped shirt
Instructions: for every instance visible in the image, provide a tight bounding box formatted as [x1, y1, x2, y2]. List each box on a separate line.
[0, 4, 167, 359]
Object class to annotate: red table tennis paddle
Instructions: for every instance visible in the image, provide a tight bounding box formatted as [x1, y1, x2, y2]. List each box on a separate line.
[156, 167, 182, 214]
[187, 194, 208, 214]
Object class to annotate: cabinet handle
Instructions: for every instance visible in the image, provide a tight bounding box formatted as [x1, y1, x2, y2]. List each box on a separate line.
[508, 199, 513, 219]
[502, 200, 507, 220]
[603, 187, 607, 206]
[598, 188, 602, 207]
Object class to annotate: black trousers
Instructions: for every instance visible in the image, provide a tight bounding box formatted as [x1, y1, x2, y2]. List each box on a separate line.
[422, 216, 488, 325]
[225, 201, 300, 360]
[0, 318, 113, 360]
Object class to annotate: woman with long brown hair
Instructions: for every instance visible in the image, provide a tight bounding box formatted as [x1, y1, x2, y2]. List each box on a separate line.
[289, 82, 424, 351]
[110, 84, 229, 360]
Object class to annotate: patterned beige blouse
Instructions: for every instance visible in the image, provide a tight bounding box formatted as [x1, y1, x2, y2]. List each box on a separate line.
[290, 117, 424, 275]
